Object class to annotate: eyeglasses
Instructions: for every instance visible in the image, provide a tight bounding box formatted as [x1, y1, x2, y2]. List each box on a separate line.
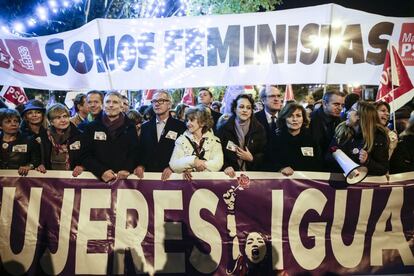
[151, 99, 170, 105]
[266, 94, 283, 99]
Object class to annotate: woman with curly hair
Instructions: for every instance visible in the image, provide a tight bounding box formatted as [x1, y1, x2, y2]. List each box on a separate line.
[169, 105, 223, 180]
[330, 101, 389, 175]
[217, 94, 267, 178]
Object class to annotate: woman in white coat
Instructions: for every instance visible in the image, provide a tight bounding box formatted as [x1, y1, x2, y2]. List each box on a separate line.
[169, 105, 223, 180]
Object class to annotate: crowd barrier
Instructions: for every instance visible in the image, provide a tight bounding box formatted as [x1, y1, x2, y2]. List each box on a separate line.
[1, 170, 413, 275]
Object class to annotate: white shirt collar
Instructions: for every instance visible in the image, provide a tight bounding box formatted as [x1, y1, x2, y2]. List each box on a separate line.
[156, 117, 168, 124]
[265, 110, 278, 124]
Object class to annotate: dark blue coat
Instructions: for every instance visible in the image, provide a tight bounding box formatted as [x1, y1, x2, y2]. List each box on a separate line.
[137, 116, 186, 172]
[80, 113, 139, 179]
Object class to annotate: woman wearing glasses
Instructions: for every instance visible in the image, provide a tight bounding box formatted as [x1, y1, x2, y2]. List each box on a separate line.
[169, 105, 223, 180]
[217, 94, 267, 177]
[329, 101, 389, 176]
[43, 103, 84, 176]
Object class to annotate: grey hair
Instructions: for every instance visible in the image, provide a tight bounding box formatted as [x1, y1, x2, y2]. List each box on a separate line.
[153, 89, 172, 102]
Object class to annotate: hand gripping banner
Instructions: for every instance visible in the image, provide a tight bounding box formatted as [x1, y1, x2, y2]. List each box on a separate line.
[0, 170, 413, 275]
[0, 4, 413, 90]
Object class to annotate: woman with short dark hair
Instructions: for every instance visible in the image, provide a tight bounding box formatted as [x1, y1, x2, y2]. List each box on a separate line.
[217, 94, 266, 177]
[0, 108, 41, 175]
[169, 105, 223, 179]
[265, 103, 321, 175]
[20, 99, 49, 173]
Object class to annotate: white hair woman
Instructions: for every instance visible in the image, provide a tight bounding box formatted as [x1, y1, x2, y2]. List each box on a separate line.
[169, 105, 223, 180]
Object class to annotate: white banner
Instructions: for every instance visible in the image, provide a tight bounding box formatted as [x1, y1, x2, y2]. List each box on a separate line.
[0, 4, 413, 90]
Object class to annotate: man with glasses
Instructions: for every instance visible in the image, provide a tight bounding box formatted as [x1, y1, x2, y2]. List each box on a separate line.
[310, 90, 345, 170]
[255, 85, 283, 141]
[134, 90, 186, 181]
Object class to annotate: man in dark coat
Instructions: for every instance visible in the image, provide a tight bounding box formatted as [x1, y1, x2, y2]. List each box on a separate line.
[309, 90, 345, 170]
[134, 90, 186, 181]
[81, 91, 139, 182]
[254, 85, 283, 141]
[198, 88, 222, 131]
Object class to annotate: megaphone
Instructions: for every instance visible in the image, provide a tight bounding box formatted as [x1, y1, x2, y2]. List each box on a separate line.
[331, 147, 368, 184]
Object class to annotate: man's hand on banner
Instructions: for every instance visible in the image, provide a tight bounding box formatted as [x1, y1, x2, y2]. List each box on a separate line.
[102, 169, 116, 183]
[72, 165, 84, 177]
[117, 170, 130, 179]
[134, 165, 145, 179]
[280, 166, 294, 176]
[36, 164, 46, 173]
[18, 165, 31, 176]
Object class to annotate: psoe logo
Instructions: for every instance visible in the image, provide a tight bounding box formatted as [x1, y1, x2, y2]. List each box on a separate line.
[399, 23, 414, 66]
[5, 39, 47, 76]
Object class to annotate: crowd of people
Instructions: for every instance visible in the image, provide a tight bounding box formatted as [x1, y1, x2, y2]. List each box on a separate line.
[1, 85, 413, 182]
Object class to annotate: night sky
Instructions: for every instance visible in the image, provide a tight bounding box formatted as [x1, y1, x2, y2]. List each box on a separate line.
[278, 0, 414, 17]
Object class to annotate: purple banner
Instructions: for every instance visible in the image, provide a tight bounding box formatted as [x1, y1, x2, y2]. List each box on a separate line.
[1, 171, 414, 275]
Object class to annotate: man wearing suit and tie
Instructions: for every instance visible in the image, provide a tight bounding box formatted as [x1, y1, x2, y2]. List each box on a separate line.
[254, 85, 283, 141]
[134, 90, 186, 181]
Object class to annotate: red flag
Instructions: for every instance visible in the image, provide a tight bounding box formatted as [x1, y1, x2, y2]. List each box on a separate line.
[0, 86, 28, 108]
[243, 85, 255, 95]
[181, 88, 195, 106]
[142, 89, 156, 105]
[283, 84, 294, 105]
[376, 43, 414, 113]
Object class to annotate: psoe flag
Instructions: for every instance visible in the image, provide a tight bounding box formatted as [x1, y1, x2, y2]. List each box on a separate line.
[376, 43, 414, 113]
[0, 86, 28, 108]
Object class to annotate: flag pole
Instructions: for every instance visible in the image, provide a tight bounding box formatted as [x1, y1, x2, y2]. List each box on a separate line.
[390, 43, 396, 131]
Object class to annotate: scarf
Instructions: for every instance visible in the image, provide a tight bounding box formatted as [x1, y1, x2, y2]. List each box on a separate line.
[102, 112, 125, 139]
[234, 118, 250, 170]
[185, 135, 206, 160]
[47, 125, 71, 170]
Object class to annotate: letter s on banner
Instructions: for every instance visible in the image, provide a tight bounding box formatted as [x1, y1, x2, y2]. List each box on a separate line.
[189, 189, 221, 274]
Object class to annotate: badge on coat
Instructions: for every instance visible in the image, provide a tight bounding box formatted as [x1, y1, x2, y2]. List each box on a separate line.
[226, 140, 237, 152]
[12, 144, 27, 153]
[69, 141, 81, 150]
[94, 131, 107, 141]
[35, 137, 42, 144]
[301, 147, 314, 157]
[352, 148, 360, 155]
[165, 130, 178, 140]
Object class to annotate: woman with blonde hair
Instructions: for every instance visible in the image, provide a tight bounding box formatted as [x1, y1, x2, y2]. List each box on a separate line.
[169, 105, 223, 180]
[330, 101, 389, 175]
